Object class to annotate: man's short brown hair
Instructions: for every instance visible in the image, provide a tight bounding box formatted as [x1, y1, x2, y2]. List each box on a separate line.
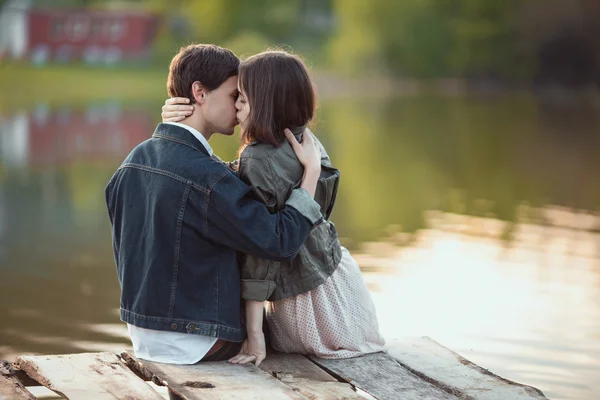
[167, 44, 239, 103]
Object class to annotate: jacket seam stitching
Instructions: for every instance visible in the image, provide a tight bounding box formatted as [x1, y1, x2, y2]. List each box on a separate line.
[119, 163, 209, 194]
[121, 309, 242, 332]
[266, 157, 289, 198]
[168, 183, 191, 317]
[105, 181, 119, 256]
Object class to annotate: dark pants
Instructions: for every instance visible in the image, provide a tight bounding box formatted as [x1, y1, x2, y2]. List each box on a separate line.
[201, 340, 243, 361]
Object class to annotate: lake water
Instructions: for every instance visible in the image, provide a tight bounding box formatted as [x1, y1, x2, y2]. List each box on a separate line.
[1, 93, 599, 400]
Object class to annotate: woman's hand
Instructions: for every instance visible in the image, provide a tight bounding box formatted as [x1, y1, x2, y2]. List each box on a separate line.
[161, 97, 194, 122]
[285, 128, 321, 172]
[228, 332, 266, 367]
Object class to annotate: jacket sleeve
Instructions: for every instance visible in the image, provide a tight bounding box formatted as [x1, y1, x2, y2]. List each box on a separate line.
[237, 156, 284, 212]
[235, 156, 296, 300]
[203, 169, 322, 262]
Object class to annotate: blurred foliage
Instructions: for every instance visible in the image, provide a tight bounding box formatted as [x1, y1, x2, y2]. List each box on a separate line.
[8, 0, 600, 83]
[328, 0, 533, 79]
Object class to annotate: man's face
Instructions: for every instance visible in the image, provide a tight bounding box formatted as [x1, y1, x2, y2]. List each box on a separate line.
[202, 75, 239, 136]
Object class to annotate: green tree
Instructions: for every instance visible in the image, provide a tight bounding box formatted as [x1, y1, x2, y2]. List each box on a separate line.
[328, 0, 534, 79]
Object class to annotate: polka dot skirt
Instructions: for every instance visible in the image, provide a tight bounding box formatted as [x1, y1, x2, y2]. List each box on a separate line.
[265, 247, 386, 359]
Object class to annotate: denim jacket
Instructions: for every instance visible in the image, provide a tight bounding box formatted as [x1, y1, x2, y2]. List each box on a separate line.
[237, 129, 342, 301]
[105, 123, 323, 342]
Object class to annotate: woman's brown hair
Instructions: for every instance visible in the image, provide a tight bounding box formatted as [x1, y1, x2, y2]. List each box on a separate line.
[238, 50, 316, 147]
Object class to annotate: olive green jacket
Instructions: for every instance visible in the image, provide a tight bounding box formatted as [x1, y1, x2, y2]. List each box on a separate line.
[236, 129, 342, 301]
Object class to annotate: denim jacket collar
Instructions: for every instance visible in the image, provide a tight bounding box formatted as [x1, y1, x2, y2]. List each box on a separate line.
[152, 123, 210, 157]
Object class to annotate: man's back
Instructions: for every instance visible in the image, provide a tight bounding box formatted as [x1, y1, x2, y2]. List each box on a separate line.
[106, 123, 247, 341]
[106, 123, 322, 342]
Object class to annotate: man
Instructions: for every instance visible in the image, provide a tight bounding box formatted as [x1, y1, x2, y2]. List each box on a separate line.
[105, 44, 323, 364]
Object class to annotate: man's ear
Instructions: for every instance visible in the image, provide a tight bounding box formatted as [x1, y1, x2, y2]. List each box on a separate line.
[191, 81, 207, 104]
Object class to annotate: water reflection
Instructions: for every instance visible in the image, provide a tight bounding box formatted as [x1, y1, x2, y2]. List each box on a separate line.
[363, 211, 600, 400]
[0, 96, 599, 400]
[0, 103, 151, 168]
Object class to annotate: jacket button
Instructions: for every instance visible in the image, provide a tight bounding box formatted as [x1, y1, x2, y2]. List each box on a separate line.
[171, 323, 178, 330]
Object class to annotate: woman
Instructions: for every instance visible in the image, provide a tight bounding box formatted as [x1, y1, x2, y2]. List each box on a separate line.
[162, 50, 385, 365]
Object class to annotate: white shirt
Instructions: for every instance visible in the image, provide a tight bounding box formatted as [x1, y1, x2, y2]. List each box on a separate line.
[163, 121, 214, 157]
[127, 122, 217, 364]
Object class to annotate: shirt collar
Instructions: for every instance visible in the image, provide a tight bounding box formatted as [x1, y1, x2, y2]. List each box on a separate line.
[162, 122, 213, 157]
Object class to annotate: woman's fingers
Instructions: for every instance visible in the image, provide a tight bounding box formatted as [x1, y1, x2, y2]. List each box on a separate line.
[228, 353, 256, 364]
[161, 104, 194, 113]
[163, 116, 186, 122]
[161, 112, 187, 122]
[165, 97, 190, 105]
[236, 354, 257, 365]
[254, 353, 265, 367]
[162, 111, 191, 118]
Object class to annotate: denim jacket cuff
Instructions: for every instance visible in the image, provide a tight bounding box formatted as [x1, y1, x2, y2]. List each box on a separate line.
[286, 188, 322, 225]
[241, 279, 276, 301]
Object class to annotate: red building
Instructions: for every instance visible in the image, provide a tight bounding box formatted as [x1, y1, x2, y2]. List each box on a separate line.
[0, 1, 160, 64]
[0, 105, 153, 169]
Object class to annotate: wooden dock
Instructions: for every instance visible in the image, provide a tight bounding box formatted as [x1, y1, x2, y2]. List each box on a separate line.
[1, 337, 547, 400]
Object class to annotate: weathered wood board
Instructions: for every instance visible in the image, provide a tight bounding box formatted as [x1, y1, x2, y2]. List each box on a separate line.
[386, 337, 547, 400]
[15, 352, 163, 400]
[310, 351, 462, 400]
[122, 351, 308, 400]
[3, 336, 549, 400]
[259, 352, 364, 399]
[0, 360, 35, 400]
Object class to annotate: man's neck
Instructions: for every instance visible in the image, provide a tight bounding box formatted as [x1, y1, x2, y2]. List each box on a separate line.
[177, 118, 212, 141]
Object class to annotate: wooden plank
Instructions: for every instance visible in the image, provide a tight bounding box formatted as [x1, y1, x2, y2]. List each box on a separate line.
[310, 352, 462, 400]
[15, 352, 163, 400]
[122, 350, 309, 400]
[259, 352, 364, 400]
[387, 337, 547, 400]
[0, 360, 36, 400]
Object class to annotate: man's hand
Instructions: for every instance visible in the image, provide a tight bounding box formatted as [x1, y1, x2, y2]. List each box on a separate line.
[285, 128, 321, 172]
[228, 332, 266, 367]
[286, 128, 321, 198]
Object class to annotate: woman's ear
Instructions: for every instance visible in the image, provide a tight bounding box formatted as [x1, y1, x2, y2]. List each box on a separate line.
[191, 81, 206, 104]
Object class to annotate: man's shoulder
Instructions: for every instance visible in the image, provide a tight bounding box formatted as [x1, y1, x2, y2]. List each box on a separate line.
[188, 155, 235, 183]
[125, 138, 233, 187]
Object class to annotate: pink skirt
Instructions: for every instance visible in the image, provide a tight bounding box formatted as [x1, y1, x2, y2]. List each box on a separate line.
[265, 247, 386, 359]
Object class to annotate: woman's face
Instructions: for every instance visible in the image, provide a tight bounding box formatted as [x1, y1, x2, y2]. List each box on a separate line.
[235, 84, 250, 128]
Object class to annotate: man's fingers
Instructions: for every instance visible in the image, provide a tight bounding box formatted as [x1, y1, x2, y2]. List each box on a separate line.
[284, 129, 300, 150]
[165, 97, 190, 105]
[302, 128, 314, 144]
